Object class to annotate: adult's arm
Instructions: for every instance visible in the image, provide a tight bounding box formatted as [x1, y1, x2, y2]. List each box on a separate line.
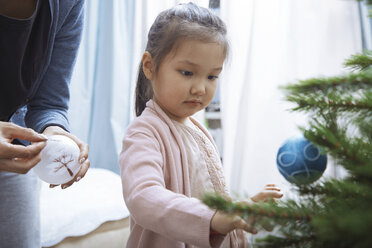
[25, 1, 89, 188]
[26, 0, 84, 133]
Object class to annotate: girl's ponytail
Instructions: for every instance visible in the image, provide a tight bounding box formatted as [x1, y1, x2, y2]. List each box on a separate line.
[135, 63, 153, 116]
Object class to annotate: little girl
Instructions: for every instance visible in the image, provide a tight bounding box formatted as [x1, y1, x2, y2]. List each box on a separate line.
[119, 3, 282, 248]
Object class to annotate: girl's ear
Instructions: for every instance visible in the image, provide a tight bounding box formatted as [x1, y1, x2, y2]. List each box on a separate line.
[142, 51, 154, 80]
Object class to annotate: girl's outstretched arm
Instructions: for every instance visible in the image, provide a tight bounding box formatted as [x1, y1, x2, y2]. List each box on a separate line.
[120, 130, 219, 248]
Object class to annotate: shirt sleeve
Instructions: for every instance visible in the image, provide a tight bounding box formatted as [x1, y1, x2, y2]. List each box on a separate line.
[25, 0, 84, 133]
[120, 130, 219, 248]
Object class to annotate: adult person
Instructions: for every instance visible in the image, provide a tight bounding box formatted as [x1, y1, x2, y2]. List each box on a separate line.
[0, 0, 90, 247]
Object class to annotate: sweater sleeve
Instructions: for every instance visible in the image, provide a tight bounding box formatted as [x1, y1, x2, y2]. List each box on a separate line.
[119, 130, 217, 248]
[25, 0, 84, 133]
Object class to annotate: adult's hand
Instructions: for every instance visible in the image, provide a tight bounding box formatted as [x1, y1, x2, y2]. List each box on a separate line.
[0, 121, 47, 173]
[43, 126, 90, 189]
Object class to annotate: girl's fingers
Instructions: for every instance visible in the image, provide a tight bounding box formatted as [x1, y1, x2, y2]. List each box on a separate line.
[265, 187, 281, 191]
[264, 184, 281, 191]
[234, 218, 257, 234]
[265, 184, 276, 187]
[269, 192, 283, 199]
[264, 184, 283, 198]
[265, 191, 283, 200]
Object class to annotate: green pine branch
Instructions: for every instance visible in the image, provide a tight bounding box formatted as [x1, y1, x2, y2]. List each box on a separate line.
[298, 179, 372, 203]
[344, 51, 372, 71]
[203, 193, 314, 222]
[203, 50, 372, 247]
[281, 71, 372, 123]
[283, 71, 372, 94]
[302, 125, 371, 168]
[255, 234, 315, 248]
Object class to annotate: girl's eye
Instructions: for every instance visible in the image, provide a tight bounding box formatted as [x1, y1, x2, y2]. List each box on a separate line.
[180, 70, 193, 76]
[208, 75, 218, 80]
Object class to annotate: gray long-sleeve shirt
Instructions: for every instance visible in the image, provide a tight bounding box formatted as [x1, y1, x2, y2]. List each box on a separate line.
[0, 0, 84, 133]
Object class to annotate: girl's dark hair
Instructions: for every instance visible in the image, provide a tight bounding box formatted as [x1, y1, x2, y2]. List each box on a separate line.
[135, 2, 229, 116]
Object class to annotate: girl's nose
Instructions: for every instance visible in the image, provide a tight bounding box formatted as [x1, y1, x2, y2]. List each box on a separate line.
[190, 80, 206, 95]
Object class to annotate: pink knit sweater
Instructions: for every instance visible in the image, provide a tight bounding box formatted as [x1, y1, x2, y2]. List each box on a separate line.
[119, 100, 226, 248]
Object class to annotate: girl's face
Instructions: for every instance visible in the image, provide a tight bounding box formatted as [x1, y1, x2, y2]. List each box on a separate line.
[143, 39, 225, 124]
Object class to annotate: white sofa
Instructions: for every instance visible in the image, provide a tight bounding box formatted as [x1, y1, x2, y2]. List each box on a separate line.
[40, 168, 130, 248]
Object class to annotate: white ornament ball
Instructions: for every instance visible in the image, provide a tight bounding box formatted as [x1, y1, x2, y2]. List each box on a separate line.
[33, 135, 81, 184]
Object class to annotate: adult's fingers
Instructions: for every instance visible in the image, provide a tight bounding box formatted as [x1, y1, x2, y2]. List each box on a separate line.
[58, 158, 90, 189]
[0, 141, 46, 159]
[43, 126, 89, 165]
[0, 151, 43, 174]
[41, 126, 90, 190]
[74, 158, 90, 182]
[67, 133, 89, 164]
[1, 122, 47, 142]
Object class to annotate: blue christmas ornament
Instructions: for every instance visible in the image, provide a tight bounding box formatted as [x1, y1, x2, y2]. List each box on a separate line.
[276, 135, 327, 185]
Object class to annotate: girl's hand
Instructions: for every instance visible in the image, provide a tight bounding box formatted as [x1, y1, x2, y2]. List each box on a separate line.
[251, 184, 283, 203]
[210, 211, 258, 235]
[43, 126, 90, 189]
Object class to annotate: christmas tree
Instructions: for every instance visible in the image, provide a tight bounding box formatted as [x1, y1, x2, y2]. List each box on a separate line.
[203, 32, 372, 248]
